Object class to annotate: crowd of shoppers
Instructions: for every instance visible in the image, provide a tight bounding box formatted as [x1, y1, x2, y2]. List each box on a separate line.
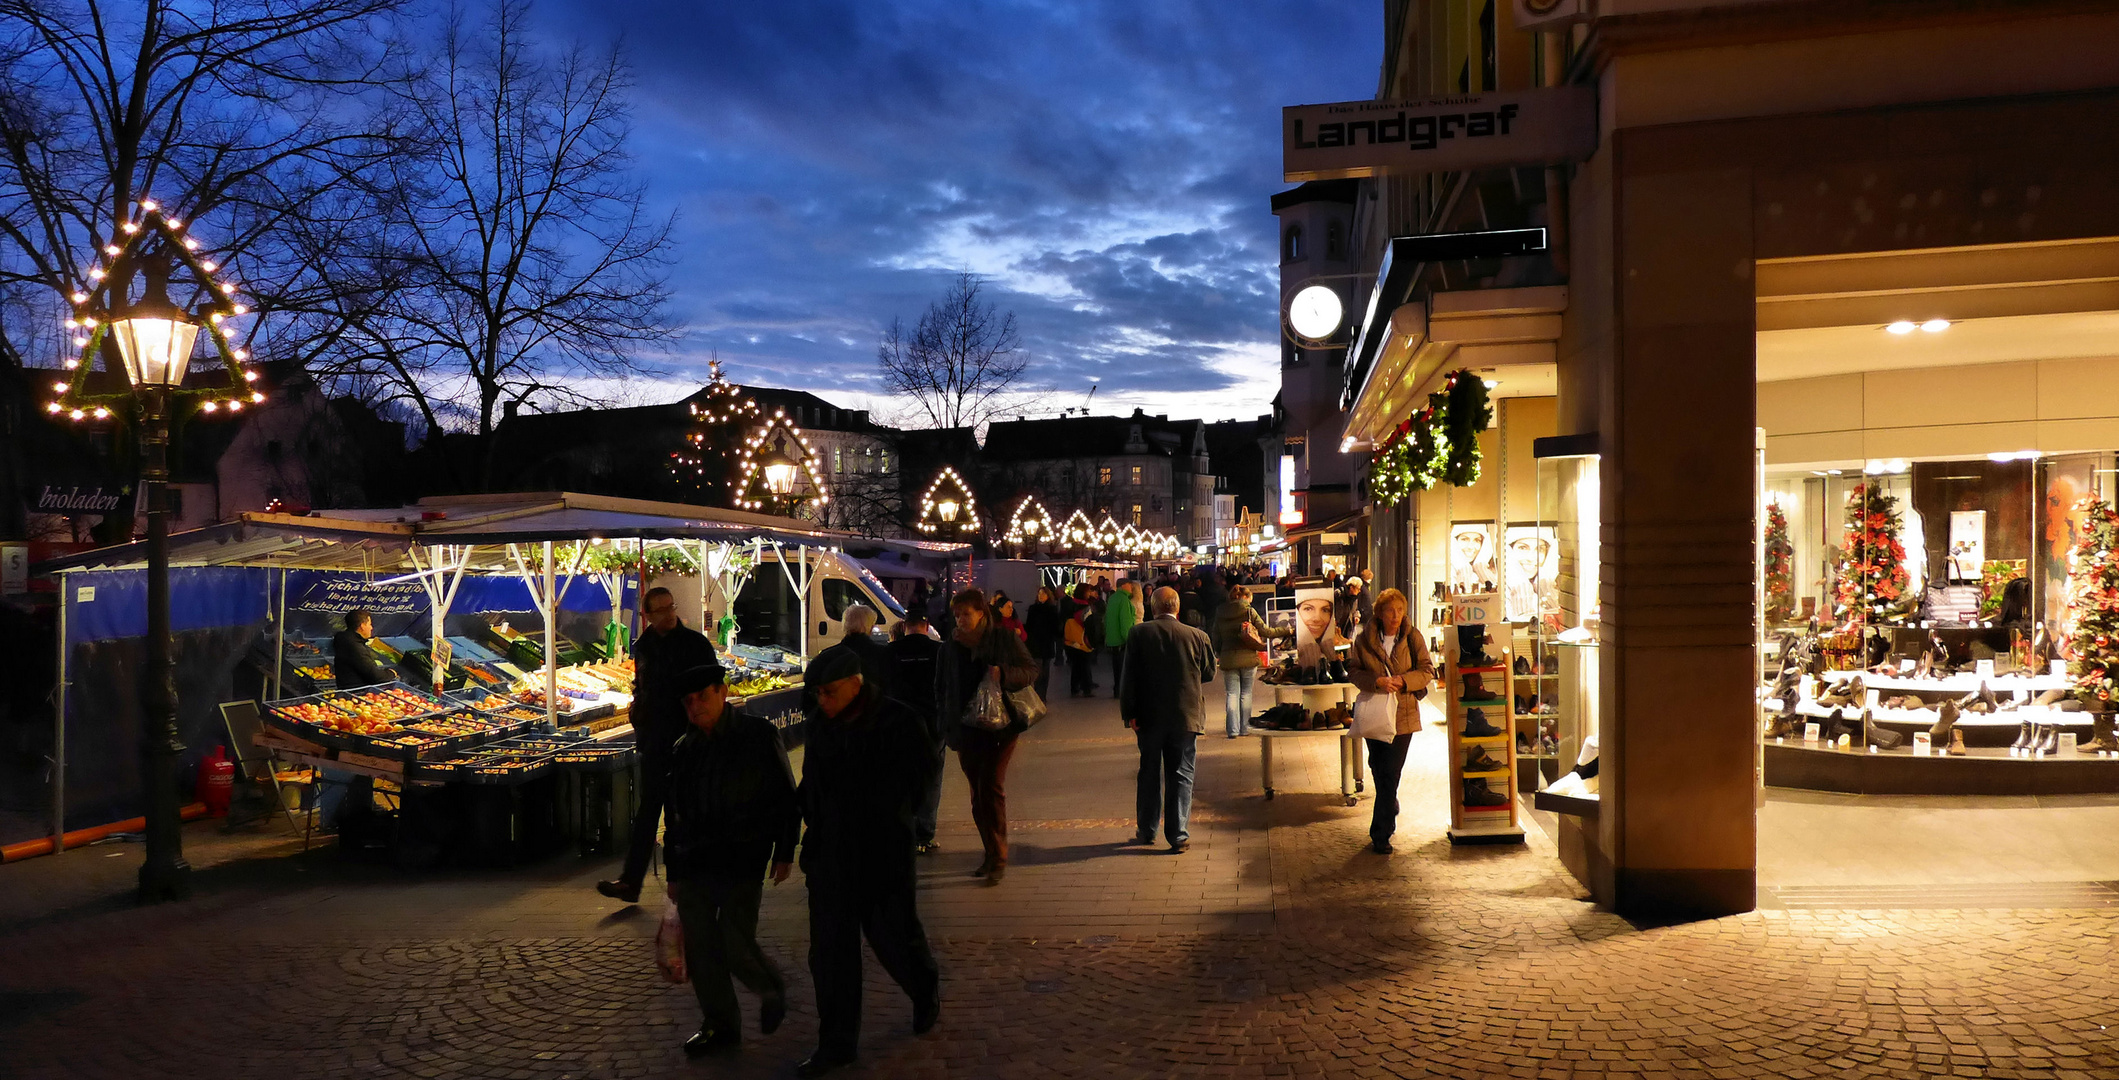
[600, 565, 1401, 1075]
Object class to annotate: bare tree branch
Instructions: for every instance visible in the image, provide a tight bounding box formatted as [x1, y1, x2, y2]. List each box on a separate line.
[876, 271, 1029, 434]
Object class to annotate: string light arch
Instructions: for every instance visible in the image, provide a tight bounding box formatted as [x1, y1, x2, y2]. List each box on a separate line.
[47, 199, 258, 423]
[916, 466, 980, 536]
[1093, 513, 1124, 553]
[1058, 509, 1096, 550]
[1003, 495, 1055, 547]
[732, 410, 829, 515]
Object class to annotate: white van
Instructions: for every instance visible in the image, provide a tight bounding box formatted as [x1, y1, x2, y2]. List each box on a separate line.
[728, 548, 909, 656]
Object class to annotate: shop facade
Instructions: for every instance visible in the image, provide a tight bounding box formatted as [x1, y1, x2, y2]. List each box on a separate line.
[1327, 1, 2119, 917]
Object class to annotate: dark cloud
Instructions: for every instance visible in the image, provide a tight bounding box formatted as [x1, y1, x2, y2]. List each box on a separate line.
[535, 0, 1374, 415]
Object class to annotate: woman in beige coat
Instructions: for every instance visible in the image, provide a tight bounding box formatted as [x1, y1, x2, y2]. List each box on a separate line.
[1344, 588, 1435, 854]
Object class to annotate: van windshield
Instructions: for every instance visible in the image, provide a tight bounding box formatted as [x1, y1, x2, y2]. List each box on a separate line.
[857, 567, 908, 618]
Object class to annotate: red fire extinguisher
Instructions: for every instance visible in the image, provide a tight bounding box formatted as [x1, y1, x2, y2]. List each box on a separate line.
[197, 746, 236, 817]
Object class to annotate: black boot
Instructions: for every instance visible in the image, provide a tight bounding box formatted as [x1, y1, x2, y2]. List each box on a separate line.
[2010, 720, 2035, 752]
[1462, 708, 1502, 738]
[2038, 725, 2061, 754]
[1457, 624, 1495, 667]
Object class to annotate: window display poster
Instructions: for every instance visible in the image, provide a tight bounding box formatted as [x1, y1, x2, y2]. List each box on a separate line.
[1293, 585, 1344, 667]
[2045, 456, 2094, 637]
[1449, 522, 1496, 593]
[1503, 524, 1557, 624]
[1948, 511, 1986, 582]
[1265, 607, 1297, 665]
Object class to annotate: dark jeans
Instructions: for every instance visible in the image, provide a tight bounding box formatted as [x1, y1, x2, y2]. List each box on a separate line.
[956, 729, 1019, 867]
[1365, 734, 1413, 842]
[673, 843, 784, 1037]
[1134, 724, 1197, 845]
[1107, 646, 1125, 697]
[1066, 648, 1095, 695]
[619, 741, 673, 886]
[913, 735, 947, 846]
[808, 871, 939, 1057]
[1032, 655, 1052, 701]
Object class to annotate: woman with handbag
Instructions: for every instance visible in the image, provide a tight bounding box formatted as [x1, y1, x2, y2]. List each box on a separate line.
[935, 588, 1039, 884]
[1212, 584, 1292, 738]
[1062, 585, 1099, 697]
[1345, 588, 1434, 854]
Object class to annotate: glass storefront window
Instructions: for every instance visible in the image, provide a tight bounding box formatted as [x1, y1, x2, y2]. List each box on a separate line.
[1531, 445, 1600, 799]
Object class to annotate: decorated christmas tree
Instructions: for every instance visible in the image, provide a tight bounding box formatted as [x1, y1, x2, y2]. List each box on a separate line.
[1832, 483, 1910, 629]
[670, 357, 763, 505]
[1764, 500, 1794, 625]
[2064, 496, 2119, 708]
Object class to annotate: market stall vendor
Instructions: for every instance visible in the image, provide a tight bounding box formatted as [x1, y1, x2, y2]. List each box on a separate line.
[601, 586, 719, 904]
[332, 608, 396, 688]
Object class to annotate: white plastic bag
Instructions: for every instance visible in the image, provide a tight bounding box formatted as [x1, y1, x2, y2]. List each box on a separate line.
[964, 668, 1011, 731]
[655, 900, 688, 984]
[1350, 691, 1399, 741]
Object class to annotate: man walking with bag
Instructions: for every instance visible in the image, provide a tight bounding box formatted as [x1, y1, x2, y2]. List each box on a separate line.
[1120, 587, 1217, 853]
[660, 663, 799, 1057]
[1344, 588, 1433, 854]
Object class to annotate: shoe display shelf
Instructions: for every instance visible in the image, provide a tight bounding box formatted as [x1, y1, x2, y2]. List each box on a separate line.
[1255, 682, 1366, 805]
[1447, 593, 1524, 845]
[1508, 627, 1563, 790]
[1771, 669, 2094, 749]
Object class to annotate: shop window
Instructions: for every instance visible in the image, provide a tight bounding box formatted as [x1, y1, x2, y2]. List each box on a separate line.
[1283, 225, 1303, 262]
[821, 578, 868, 621]
[1099, 466, 1112, 486]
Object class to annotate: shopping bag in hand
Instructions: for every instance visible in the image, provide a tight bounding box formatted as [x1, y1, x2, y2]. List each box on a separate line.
[964, 668, 1011, 731]
[655, 900, 688, 984]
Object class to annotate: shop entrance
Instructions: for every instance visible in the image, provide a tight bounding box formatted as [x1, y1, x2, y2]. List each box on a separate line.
[1753, 236, 2119, 891]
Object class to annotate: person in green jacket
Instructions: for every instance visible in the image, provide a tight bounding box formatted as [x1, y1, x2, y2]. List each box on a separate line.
[1104, 580, 1139, 699]
[1212, 584, 1293, 737]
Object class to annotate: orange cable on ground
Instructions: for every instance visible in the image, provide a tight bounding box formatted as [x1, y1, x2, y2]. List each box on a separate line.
[1, 803, 209, 863]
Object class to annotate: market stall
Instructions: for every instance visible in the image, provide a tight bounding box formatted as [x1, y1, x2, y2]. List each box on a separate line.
[33, 492, 963, 863]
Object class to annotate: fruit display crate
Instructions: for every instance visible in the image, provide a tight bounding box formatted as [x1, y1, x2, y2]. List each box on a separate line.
[318, 682, 455, 724]
[552, 744, 636, 774]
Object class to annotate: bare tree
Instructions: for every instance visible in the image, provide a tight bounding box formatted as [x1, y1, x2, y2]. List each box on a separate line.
[877, 271, 1029, 432]
[333, 0, 679, 489]
[0, 0, 408, 536]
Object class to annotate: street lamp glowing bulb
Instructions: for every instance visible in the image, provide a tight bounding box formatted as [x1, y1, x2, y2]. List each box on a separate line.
[1288, 285, 1343, 341]
[937, 498, 960, 523]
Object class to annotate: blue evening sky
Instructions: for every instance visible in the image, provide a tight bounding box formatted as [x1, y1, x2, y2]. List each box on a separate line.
[535, 0, 1375, 422]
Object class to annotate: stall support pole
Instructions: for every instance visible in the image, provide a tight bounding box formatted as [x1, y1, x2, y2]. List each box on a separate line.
[695, 540, 709, 638]
[798, 546, 810, 661]
[544, 541, 559, 725]
[273, 568, 287, 701]
[51, 571, 67, 857]
[137, 385, 191, 902]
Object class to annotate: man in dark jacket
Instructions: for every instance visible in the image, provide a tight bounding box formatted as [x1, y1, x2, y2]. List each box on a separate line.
[600, 586, 718, 904]
[832, 604, 893, 698]
[661, 663, 800, 1057]
[330, 608, 395, 688]
[1120, 588, 1218, 853]
[795, 649, 941, 1077]
[888, 611, 947, 855]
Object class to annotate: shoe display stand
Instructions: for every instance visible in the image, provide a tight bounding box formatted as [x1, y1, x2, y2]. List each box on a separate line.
[1253, 683, 1366, 804]
[1446, 593, 1525, 845]
[1510, 628, 1563, 792]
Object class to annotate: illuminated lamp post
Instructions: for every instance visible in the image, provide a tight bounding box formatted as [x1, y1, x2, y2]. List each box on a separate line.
[760, 436, 800, 498]
[112, 255, 200, 903]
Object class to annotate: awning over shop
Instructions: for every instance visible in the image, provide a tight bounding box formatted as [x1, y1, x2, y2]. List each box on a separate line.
[1286, 509, 1365, 544]
[1342, 285, 1566, 448]
[32, 491, 968, 575]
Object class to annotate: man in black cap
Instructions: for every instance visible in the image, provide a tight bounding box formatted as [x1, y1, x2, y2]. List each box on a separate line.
[600, 586, 718, 903]
[887, 610, 945, 855]
[662, 662, 800, 1057]
[793, 647, 941, 1077]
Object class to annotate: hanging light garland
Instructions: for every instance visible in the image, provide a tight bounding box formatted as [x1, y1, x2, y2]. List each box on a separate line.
[1003, 495, 1055, 546]
[1093, 513, 1125, 553]
[915, 466, 979, 535]
[47, 199, 258, 422]
[1366, 368, 1490, 505]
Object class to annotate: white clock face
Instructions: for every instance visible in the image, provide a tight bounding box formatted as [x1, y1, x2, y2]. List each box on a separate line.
[1288, 285, 1343, 342]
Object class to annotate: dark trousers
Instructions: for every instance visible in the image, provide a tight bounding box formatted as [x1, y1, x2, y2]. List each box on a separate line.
[956, 729, 1019, 867]
[673, 844, 784, 1036]
[1066, 648, 1095, 695]
[1134, 724, 1197, 845]
[1033, 655, 1052, 701]
[913, 736, 947, 846]
[808, 870, 939, 1057]
[1365, 734, 1413, 842]
[619, 741, 673, 885]
[1107, 645, 1125, 697]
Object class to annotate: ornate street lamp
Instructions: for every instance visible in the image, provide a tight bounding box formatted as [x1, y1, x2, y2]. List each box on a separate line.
[916, 466, 980, 537]
[760, 436, 799, 496]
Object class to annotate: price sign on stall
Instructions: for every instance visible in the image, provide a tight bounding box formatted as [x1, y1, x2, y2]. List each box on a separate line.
[432, 638, 453, 671]
[1451, 593, 1497, 626]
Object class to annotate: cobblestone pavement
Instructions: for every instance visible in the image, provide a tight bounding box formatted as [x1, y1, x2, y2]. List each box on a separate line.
[3, 694, 2117, 1080]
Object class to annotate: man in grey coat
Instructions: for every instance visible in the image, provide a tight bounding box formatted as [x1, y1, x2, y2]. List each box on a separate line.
[1119, 587, 1218, 853]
